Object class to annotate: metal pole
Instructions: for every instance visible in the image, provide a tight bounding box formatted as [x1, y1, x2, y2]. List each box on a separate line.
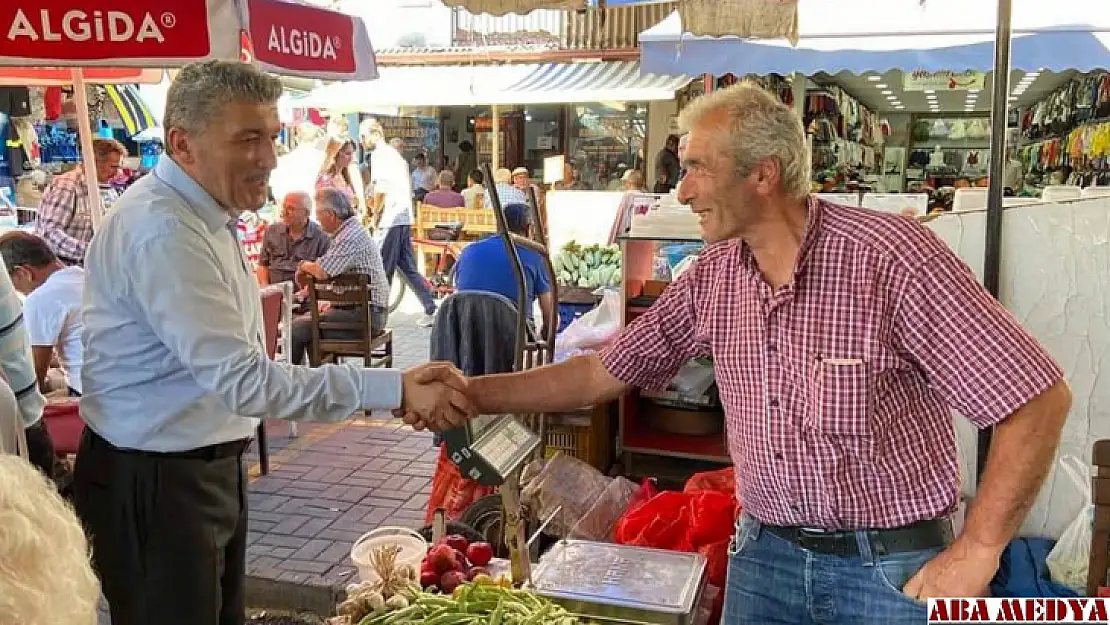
[977, 0, 1013, 484]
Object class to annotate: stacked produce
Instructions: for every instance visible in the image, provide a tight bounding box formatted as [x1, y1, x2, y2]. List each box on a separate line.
[418, 534, 495, 593]
[553, 242, 621, 289]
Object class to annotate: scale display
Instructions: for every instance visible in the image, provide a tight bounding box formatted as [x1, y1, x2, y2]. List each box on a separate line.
[442, 414, 540, 486]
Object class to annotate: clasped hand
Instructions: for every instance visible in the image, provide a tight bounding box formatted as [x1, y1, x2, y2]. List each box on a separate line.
[395, 362, 476, 432]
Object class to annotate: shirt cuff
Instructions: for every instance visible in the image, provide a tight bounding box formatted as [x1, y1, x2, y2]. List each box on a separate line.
[360, 368, 403, 412]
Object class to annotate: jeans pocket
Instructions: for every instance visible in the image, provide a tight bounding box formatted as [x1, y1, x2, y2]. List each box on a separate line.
[874, 548, 943, 605]
[729, 515, 758, 557]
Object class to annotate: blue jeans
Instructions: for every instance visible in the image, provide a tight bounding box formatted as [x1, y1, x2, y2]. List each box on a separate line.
[721, 514, 941, 625]
[379, 225, 436, 316]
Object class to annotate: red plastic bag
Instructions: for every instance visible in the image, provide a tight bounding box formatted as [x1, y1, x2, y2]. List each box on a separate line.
[425, 444, 495, 525]
[686, 491, 736, 548]
[684, 466, 735, 495]
[614, 491, 694, 551]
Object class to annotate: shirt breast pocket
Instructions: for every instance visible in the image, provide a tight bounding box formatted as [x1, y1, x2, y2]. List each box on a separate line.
[804, 358, 875, 440]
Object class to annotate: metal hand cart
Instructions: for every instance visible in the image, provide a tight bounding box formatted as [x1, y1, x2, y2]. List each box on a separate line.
[439, 164, 559, 585]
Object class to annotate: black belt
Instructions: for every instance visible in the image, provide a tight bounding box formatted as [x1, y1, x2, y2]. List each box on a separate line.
[763, 517, 954, 557]
[84, 428, 250, 462]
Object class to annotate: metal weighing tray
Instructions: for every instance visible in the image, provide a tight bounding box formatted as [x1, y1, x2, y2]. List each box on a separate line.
[529, 540, 707, 625]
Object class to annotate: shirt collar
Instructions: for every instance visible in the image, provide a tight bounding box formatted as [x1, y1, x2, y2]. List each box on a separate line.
[153, 157, 235, 234]
[740, 194, 823, 280]
[333, 216, 358, 239]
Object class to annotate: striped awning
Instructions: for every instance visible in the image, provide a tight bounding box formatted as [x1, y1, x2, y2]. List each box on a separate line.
[294, 61, 691, 111]
[103, 84, 157, 137]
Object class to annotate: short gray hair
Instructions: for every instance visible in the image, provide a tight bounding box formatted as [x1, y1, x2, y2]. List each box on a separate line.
[315, 189, 355, 221]
[678, 82, 811, 200]
[283, 191, 312, 211]
[360, 118, 384, 141]
[164, 60, 283, 152]
[437, 170, 455, 188]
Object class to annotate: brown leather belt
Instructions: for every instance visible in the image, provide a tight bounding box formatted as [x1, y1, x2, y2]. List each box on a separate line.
[763, 518, 954, 557]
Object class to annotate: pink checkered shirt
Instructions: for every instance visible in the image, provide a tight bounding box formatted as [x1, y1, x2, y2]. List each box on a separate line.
[601, 196, 1063, 530]
[35, 168, 95, 264]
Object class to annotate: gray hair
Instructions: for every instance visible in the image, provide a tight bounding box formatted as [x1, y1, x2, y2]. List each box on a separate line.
[437, 169, 455, 188]
[282, 191, 312, 211]
[164, 60, 283, 154]
[678, 82, 811, 200]
[315, 188, 355, 221]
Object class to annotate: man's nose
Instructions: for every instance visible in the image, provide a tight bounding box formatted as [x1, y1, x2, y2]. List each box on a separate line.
[261, 140, 279, 171]
[676, 179, 693, 205]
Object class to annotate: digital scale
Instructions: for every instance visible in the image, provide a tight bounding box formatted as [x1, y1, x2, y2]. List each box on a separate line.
[441, 414, 540, 487]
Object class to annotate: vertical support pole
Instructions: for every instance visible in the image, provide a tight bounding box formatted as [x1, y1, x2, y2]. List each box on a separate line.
[978, 0, 1014, 484]
[491, 104, 501, 171]
[72, 70, 105, 233]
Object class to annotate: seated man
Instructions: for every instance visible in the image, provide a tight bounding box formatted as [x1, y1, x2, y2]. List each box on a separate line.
[0, 232, 84, 395]
[453, 203, 554, 335]
[423, 170, 465, 208]
[290, 188, 390, 365]
[256, 190, 330, 286]
[460, 168, 485, 209]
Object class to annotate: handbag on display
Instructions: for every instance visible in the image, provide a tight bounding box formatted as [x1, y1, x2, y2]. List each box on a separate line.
[948, 120, 968, 141]
[913, 120, 932, 142]
[930, 119, 950, 139]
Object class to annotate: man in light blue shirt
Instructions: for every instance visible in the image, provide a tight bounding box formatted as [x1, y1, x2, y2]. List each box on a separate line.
[73, 60, 474, 625]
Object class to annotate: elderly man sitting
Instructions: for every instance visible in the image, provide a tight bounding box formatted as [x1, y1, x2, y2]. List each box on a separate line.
[256, 191, 330, 287]
[423, 170, 465, 208]
[290, 188, 390, 365]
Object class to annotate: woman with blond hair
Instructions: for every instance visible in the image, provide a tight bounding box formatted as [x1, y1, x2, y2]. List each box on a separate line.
[316, 136, 366, 210]
[0, 454, 101, 625]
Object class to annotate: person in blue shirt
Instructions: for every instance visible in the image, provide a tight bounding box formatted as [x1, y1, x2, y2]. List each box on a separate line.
[453, 203, 554, 334]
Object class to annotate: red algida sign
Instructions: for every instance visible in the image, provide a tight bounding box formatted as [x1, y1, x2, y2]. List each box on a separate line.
[2, 0, 213, 61]
[247, 0, 356, 74]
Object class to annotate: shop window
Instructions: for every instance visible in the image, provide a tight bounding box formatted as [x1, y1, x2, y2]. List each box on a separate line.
[566, 102, 647, 191]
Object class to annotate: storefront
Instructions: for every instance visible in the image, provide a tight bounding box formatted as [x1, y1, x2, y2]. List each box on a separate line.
[295, 60, 688, 190]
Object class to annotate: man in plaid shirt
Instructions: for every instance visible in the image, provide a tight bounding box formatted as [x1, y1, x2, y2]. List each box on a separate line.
[291, 188, 389, 365]
[440, 83, 1073, 623]
[35, 138, 126, 266]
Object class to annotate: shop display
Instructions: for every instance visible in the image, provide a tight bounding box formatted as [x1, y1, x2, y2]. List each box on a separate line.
[552, 241, 622, 289]
[806, 85, 881, 175]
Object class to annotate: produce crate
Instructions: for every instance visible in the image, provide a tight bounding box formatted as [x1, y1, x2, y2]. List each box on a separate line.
[543, 404, 613, 472]
[558, 286, 601, 305]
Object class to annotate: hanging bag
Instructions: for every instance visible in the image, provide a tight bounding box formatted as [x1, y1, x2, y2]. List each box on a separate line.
[1045, 455, 1093, 594]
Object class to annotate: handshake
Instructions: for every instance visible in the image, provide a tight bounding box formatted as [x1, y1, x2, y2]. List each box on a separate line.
[393, 362, 478, 432]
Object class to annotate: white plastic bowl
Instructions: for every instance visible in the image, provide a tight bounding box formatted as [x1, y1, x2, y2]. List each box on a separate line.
[350, 526, 428, 583]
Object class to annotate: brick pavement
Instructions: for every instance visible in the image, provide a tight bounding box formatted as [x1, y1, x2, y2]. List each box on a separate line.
[244, 307, 437, 602]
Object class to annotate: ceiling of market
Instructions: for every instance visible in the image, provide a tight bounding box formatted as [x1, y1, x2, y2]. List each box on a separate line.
[819, 69, 1076, 115]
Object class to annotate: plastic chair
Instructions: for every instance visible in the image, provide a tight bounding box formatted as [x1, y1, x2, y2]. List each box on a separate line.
[255, 281, 297, 475]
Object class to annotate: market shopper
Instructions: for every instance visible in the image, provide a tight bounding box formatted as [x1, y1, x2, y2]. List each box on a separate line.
[453, 202, 554, 335]
[74, 60, 475, 625]
[441, 82, 1072, 624]
[35, 137, 126, 266]
[256, 191, 330, 287]
[290, 188, 391, 361]
[0, 232, 85, 395]
[360, 118, 438, 326]
[653, 133, 681, 193]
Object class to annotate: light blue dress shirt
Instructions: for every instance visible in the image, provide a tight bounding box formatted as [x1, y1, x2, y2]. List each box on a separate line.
[80, 157, 402, 452]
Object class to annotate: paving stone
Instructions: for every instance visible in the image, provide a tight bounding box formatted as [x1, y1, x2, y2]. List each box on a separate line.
[247, 310, 436, 594]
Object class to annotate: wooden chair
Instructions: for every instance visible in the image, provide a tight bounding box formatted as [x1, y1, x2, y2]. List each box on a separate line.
[306, 274, 393, 369]
[255, 283, 291, 476]
[1088, 440, 1110, 595]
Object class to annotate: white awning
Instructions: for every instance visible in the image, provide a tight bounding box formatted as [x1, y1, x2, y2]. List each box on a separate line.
[294, 61, 690, 111]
